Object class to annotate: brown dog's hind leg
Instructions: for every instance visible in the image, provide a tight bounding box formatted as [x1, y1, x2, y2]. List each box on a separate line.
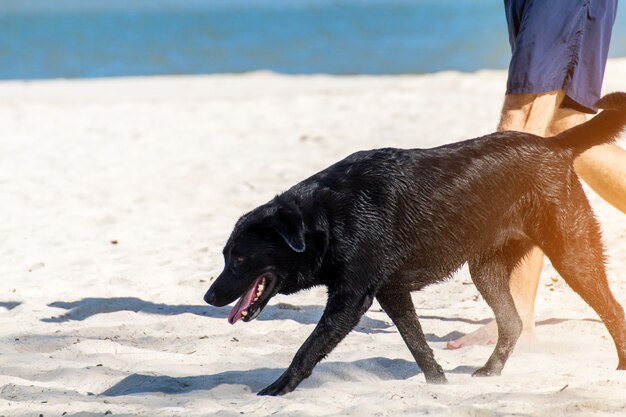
[469, 251, 524, 377]
[538, 200, 626, 370]
[376, 284, 447, 383]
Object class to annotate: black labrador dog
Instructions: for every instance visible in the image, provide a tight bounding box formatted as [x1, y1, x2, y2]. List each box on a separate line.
[204, 92, 626, 396]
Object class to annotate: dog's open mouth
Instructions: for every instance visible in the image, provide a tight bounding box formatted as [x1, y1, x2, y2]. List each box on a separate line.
[227, 273, 278, 324]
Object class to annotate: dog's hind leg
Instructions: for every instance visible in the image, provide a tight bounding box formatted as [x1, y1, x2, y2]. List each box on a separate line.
[469, 244, 529, 377]
[536, 199, 626, 370]
[376, 284, 447, 383]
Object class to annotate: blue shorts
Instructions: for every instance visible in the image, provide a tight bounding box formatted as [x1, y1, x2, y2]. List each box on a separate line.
[505, 0, 618, 113]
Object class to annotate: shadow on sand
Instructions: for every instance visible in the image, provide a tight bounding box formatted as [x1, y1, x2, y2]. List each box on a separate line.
[102, 356, 479, 396]
[0, 301, 21, 310]
[102, 357, 479, 396]
[42, 297, 599, 340]
[41, 297, 392, 334]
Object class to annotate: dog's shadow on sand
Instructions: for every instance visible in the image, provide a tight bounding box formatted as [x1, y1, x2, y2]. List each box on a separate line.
[101, 357, 475, 397]
[41, 297, 392, 334]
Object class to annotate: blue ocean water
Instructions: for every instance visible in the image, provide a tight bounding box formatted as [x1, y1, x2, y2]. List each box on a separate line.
[0, 0, 625, 79]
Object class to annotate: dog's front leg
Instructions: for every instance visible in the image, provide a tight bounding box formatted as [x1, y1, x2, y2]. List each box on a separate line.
[258, 290, 374, 396]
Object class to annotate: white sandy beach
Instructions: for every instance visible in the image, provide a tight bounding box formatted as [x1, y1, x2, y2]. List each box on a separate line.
[1, 59, 626, 417]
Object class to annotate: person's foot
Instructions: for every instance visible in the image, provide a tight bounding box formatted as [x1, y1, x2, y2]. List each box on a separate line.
[446, 320, 538, 349]
[446, 320, 498, 349]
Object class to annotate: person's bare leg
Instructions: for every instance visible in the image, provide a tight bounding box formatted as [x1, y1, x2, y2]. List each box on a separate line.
[447, 91, 563, 349]
[550, 107, 626, 213]
[546, 107, 587, 136]
[518, 90, 564, 135]
[575, 144, 626, 213]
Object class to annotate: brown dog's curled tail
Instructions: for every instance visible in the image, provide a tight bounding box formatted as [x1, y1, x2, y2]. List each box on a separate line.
[552, 91, 626, 157]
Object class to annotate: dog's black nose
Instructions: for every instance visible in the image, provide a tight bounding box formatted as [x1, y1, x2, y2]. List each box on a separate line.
[204, 289, 216, 305]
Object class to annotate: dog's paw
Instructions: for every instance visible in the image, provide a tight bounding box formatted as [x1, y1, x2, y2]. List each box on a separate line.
[257, 375, 297, 396]
[425, 373, 448, 384]
[471, 367, 500, 377]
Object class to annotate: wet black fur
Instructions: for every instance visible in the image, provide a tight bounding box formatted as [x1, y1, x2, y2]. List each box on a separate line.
[205, 92, 626, 396]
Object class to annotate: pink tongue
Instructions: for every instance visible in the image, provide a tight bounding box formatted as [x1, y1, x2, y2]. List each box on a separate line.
[227, 278, 261, 324]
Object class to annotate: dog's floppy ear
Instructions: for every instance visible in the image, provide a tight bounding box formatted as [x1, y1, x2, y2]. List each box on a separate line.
[273, 203, 306, 253]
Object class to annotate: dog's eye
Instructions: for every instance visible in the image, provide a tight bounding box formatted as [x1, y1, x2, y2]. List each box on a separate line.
[233, 256, 245, 266]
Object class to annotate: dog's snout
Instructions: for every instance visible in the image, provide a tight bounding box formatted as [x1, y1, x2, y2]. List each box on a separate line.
[204, 288, 217, 305]
[204, 272, 239, 307]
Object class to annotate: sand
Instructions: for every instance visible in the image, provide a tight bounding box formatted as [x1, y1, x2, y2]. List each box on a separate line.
[1, 59, 626, 417]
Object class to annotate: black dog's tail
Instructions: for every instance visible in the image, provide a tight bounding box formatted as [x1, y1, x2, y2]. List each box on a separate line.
[551, 92, 626, 157]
